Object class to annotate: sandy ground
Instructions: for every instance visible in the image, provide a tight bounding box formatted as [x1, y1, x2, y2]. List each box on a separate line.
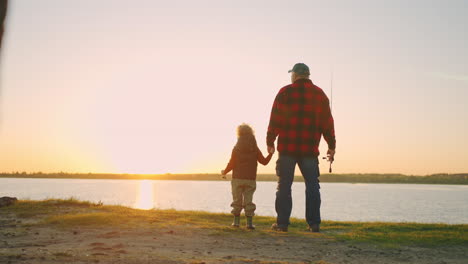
[0, 210, 466, 264]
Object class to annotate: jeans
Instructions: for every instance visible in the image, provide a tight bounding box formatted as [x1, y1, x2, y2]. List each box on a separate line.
[275, 154, 321, 227]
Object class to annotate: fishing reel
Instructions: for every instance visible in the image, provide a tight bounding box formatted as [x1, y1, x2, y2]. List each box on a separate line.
[322, 155, 334, 173]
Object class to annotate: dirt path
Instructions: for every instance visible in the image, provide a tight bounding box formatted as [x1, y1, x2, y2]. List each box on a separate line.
[0, 208, 466, 263]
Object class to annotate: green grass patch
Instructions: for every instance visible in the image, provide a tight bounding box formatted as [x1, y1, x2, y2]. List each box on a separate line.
[0, 198, 102, 218]
[43, 212, 123, 227]
[322, 221, 468, 247]
[5, 199, 468, 248]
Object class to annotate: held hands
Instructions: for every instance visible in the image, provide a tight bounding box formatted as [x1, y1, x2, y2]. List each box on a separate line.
[267, 146, 275, 155]
[221, 170, 226, 179]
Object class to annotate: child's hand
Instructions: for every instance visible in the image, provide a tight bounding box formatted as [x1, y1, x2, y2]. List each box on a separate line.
[221, 170, 226, 179]
[268, 146, 275, 154]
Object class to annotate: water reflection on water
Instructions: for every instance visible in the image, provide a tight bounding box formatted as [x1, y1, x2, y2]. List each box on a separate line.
[135, 180, 154, 210]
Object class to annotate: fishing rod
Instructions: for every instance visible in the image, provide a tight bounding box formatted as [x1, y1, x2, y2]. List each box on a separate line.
[323, 68, 334, 173]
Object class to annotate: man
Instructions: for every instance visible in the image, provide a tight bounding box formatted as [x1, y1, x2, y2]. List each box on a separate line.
[267, 63, 336, 232]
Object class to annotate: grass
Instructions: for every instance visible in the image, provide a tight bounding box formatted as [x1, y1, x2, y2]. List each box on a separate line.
[2, 197, 102, 218]
[324, 221, 467, 247]
[1, 172, 467, 184]
[2, 199, 467, 248]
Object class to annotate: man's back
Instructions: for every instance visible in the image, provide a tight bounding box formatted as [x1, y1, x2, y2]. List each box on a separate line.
[267, 78, 335, 157]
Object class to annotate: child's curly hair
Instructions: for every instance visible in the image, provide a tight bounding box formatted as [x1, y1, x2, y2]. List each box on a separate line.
[237, 123, 254, 138]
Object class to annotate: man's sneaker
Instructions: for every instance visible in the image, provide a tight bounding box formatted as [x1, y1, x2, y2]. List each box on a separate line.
[271, 223, 288, 232]
[308, 224, 320, 233]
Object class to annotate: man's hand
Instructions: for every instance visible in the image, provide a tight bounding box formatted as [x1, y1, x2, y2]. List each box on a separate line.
[327, 149, 335, 162]
[267, 146, 275, 154]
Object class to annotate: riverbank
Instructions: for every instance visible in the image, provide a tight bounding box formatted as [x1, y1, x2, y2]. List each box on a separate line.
[1, 172, 467, 184]
[1, 199, 467, 263]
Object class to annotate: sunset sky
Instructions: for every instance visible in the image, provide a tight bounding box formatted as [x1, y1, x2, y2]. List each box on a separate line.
[0, 0, 467, 175]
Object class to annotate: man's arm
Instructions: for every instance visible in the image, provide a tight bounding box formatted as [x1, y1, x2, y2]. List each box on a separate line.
[266, 91, 282, 151]
[321, 96, 336, 155]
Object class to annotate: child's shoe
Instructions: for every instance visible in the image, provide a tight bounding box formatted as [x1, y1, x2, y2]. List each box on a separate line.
[231, 215, 240, 227]
[246, 216, 255, 230]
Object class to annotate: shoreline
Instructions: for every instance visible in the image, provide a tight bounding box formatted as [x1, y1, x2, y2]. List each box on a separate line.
[1, 199, 467, 263]
[1, 173, 468, 185]
[2, 197, 467, 225]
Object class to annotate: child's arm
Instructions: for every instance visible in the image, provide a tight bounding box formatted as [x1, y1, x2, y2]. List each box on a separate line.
[257, 147, 273, 165]
[222, 149, 236, 175]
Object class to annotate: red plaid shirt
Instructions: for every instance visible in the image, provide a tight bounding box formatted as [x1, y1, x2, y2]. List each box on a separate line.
[267, 78, 336, 157]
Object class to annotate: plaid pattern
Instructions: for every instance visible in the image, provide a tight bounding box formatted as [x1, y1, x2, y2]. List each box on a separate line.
[267, 79, 336, 157]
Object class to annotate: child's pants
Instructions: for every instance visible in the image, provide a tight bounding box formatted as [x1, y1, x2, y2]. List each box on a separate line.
[231, 178, 256, 216]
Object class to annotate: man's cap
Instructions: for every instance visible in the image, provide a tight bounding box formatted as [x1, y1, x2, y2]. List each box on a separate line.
[288, 63, 310, 75]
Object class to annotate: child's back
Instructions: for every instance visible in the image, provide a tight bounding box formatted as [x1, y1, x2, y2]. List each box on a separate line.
[232, 134, 258, 180]
[221, 124, 273, 229]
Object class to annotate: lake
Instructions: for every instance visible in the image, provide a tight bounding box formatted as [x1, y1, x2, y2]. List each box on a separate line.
[1, 178, 467, 224]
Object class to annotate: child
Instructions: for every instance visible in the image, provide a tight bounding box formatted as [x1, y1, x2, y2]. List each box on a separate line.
[221, 123, 273, 229]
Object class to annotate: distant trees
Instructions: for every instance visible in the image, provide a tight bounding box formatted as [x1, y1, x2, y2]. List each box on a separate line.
[0, 172, 467, 184]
